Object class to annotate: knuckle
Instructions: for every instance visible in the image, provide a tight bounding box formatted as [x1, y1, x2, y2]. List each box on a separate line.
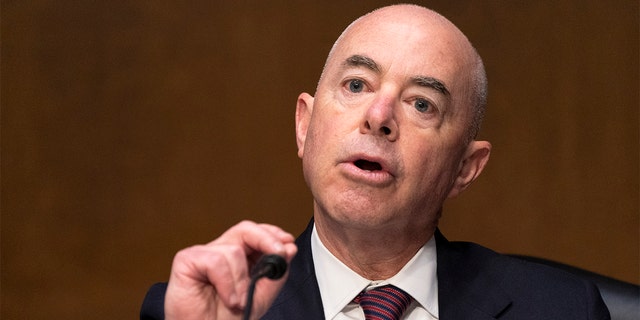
[236, 220, 256, 229]
[172, 245, 205, 267]
[173, 245, 199, 262]
[225, 244, 245, 259]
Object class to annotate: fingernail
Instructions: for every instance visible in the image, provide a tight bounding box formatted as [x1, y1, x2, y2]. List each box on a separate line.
[273, 242, 284, 252]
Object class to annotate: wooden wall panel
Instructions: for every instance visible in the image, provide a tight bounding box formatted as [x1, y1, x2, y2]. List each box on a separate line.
[2, 1, 637, 318]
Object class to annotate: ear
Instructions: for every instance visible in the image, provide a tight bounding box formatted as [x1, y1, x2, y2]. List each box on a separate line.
[295, 92, 314, 159]
[447, 140, 491, 198]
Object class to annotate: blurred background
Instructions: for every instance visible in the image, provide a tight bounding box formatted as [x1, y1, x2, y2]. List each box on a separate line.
[2, 1, 638, 318]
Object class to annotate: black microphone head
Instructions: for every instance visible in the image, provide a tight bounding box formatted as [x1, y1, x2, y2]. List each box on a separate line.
[256, 254, 287, 280]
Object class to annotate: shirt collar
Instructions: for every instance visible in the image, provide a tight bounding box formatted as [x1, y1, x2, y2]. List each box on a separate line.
[311, 223, 439, 319]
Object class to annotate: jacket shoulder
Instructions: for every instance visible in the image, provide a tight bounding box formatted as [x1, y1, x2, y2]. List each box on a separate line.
[436, 231, 610, 319]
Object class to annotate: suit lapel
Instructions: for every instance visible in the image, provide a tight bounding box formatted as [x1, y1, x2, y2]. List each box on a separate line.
[435, 229, 512, 319]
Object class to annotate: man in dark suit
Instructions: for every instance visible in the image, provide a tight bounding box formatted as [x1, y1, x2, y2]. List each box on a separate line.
[141, 4, 610, 319]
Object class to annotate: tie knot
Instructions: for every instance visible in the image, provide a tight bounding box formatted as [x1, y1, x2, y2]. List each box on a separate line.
[354, 285, 412, 320]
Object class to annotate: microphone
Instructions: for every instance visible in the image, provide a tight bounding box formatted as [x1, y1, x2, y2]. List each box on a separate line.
[243, 254, 288, 320]
[250, 254, 287, 280]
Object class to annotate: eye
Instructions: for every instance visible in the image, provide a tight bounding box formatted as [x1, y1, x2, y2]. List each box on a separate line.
[414, 98, 431, 112]
[348, 79, 364, 93]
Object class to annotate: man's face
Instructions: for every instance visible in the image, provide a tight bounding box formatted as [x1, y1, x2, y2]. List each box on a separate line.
[296, 15, 482, 231]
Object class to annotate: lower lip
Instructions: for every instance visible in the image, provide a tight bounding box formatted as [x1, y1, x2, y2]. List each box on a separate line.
[338, 162, 394, 186]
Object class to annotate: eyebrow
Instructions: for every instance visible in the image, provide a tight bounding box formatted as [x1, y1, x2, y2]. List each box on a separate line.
[343, 54, 381, 73]
[342, 54, 450, 96]
[411, 76, 450, 96]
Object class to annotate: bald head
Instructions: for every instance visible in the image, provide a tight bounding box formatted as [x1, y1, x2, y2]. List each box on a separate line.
[318, 4, 487, 141]
[295, 4, 493, 246]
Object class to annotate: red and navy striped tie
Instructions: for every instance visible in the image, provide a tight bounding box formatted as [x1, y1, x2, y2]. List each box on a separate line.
[354, 285, 412, 320]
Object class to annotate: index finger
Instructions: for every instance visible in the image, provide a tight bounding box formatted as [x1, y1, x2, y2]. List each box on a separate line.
[211, 220, 293, 258]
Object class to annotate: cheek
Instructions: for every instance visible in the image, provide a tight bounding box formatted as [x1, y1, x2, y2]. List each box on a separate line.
[403, 139, 462, 187]
[308, 110, 353, 149]
[302, 121, 334, 173]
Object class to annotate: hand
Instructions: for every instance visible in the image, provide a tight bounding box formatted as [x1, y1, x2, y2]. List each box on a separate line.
[164, 220, 298, 320]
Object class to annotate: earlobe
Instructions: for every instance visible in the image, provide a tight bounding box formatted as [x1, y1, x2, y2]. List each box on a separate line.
[295, 93, 314, 159]
[447, 141, 491, 198]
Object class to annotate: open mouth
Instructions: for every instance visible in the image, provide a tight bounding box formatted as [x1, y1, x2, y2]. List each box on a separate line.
[354, 159, 383, 171]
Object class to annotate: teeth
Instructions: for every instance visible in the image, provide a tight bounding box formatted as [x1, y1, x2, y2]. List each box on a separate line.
[354, 159, 382, 171]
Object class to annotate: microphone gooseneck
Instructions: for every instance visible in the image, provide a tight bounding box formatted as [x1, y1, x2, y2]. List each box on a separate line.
[242, 254, 287, 320]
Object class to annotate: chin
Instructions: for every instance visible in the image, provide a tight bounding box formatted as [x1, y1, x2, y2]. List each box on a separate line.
[335, 204, 400, 228]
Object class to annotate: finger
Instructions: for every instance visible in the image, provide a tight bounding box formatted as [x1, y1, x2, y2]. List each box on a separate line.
[256, 223, 296, 243]
[167, 221, 299, 319]
[238, 223, 298, 268]
[282, 242, 298, 261]
[212, 221, 291, 257]
[168, 244, 249, 310]
[255, 224, 298, 262]
[172, 221, 295, 308]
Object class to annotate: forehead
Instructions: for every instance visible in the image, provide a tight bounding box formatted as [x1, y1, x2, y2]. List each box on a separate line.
[326, 14, 472, 88]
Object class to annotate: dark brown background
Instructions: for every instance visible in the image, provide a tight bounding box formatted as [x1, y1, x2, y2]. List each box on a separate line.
[3, 1, 638, 319]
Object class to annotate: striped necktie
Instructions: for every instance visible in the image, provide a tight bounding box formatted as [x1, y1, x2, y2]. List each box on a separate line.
[354, 284, 412, 320]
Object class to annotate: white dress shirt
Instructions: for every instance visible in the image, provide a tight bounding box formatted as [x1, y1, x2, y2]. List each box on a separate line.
[311, 224, 439, 320]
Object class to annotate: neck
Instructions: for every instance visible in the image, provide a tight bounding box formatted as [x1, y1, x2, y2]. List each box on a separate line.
[314, 212, 436, 280]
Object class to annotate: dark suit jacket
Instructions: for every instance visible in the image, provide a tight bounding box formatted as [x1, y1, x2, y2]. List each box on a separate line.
[141, 220, 610, 319]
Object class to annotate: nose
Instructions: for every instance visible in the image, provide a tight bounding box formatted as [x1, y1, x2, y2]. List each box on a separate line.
[360, 96, 399, 141]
